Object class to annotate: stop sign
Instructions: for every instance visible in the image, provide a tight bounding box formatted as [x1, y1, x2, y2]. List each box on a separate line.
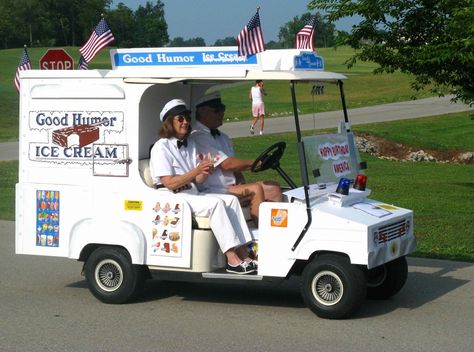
[40, 49, 74, 70]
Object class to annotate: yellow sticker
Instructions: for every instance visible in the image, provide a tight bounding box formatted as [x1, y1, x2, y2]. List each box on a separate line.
[377, 204, 399, 210]
[124, 200, 143, 211]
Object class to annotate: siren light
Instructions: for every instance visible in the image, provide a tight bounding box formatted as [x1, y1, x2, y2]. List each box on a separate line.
[336, 178, 350, 195]
[353, 174, 367, 191]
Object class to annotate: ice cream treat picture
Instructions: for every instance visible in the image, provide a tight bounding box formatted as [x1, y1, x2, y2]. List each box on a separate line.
[52, 124, 100, 148]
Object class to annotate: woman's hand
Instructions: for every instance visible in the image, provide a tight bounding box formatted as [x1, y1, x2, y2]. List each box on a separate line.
[194, 160, 214, 183]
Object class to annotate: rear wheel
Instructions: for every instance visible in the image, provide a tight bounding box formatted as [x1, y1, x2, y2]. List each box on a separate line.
[85, 246, 146, 304]
[301, 254, 366, 319]
[366, 256, 408, 299]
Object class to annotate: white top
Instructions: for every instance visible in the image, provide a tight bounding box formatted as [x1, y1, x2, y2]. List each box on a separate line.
[251, 86, 264, 104]
[149, 136, 199, 193]
[191, 121, 236, 193]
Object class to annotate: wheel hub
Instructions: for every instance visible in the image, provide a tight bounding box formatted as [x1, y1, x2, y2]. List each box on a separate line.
[312, 270, 344, 306]
[95, 259, 124, 292]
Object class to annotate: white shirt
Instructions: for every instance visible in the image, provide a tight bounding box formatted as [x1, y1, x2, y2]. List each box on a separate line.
[251, 86, 264, 104]
[191, 121, 236, 193]
[149, 137, 199, 193]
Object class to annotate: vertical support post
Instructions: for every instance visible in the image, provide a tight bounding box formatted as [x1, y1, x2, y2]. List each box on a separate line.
[290, 81, 312, 251]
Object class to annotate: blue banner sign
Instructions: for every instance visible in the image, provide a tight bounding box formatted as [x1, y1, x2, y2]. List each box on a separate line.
[294, 52, 324, 70]
[111, 48, 258, 68]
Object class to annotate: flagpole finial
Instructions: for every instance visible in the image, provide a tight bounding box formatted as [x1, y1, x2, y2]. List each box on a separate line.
[23, 44, 27, 48]
[101, 13, 104, 18]
[256, 6, 260, 12]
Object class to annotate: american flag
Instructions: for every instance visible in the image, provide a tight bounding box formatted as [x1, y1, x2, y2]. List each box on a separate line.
[78, 55, 89, 70]
[237, 11, 265, 56]
[14, 46, 32, 92]
[295, 16, 316, 50]
[79, 17, 115, 63]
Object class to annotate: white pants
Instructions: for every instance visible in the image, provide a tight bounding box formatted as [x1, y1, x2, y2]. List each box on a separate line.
[182, 192, 252, 253]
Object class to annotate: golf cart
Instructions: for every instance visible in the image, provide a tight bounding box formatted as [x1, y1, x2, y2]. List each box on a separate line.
[16, 47, 416, 319]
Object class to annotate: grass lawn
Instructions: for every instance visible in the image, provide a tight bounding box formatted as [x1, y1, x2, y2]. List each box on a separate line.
[0, 46, 434, 142]
[236, 112, 474, 263]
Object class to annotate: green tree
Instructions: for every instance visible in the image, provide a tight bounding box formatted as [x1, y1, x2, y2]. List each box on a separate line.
[278, 12, 335, 49]
[107, 2, 135, 47]
[134, 1, 168, 47]
[309, 0, 474, 104]
[214, 37, 237, 46]
[0, 0, 15, 48]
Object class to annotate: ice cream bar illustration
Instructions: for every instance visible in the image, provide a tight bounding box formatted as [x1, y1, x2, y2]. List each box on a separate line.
[52, 124, 100, 148]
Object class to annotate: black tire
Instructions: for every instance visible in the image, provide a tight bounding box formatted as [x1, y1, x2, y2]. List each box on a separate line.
[84, 246, 146, 304]
[301, 254, 366, 319]
[366, 256, 408, 300]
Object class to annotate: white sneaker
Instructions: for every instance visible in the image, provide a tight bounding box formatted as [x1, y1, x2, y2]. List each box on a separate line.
[259, 130, 263, 135]
[250, 126, 254, 135]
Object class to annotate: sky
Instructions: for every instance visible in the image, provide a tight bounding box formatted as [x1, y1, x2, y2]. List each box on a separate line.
[113, 0, 358, 45]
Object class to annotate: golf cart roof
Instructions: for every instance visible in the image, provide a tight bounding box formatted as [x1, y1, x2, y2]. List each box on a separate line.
[21, 47, 347, 83]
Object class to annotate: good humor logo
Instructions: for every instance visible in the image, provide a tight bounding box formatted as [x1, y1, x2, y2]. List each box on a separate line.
[114, 50, 258, 67]
[29, 110, 125, 164]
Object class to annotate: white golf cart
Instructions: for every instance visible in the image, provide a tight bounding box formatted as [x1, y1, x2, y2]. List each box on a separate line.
[16, 47, 416, 319]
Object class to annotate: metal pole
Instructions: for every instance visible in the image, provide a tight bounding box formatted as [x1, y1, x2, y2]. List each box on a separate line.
[290, 81, 312, 251]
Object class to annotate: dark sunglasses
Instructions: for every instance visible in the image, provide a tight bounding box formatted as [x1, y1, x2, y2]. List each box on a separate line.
[174, 114, 191, 123]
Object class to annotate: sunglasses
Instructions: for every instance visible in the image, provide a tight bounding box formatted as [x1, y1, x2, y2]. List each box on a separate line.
[174, 114, 191, 123]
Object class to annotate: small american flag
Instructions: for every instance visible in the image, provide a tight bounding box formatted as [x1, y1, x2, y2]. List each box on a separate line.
[237, 11, 265, 57]
[14, 46, 32, 92]
[79, 17, 115, 63]
[78, 55, 89, 70]
[295, 16, 316, 50]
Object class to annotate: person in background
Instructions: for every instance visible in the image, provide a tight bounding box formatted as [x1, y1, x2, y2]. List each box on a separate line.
[149, 99, 256, 274]
[249, 80, 267, 135]
[191, 92, 283, 226]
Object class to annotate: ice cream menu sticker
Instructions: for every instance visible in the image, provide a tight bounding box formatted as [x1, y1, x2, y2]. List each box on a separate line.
[36, 190, 60, 247]
[150, 201, 184, 257]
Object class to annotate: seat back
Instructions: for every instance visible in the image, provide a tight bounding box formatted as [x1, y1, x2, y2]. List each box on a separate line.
[139, 159, 154, 188]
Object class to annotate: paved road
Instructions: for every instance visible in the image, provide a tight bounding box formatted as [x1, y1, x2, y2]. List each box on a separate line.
[1, 96, 472, 161]
[1, 220, 473, 352]
[221, 95, 473, 137]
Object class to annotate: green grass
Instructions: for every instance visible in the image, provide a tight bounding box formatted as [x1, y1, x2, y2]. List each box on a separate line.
[353, 112, 474, 151]
[0, 46, 434, 142]
[234, 113, 474, 263]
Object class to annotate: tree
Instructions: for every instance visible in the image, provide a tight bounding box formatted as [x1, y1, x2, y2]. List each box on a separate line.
[214, 37, 237, 46]
[309, 0, 474, 104]
[107, 2, 135, 47]
[134, 1, 168, 47]
[278, 12, 336, 49]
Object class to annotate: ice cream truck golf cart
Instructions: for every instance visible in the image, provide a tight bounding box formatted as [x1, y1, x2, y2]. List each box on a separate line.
[15, 47, 416, 319]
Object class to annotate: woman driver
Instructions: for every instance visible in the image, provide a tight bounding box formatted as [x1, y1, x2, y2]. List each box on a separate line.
[149, 99, 256, 274]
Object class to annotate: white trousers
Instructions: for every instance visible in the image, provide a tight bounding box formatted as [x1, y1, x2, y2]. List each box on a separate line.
[183, 192, 252, 253]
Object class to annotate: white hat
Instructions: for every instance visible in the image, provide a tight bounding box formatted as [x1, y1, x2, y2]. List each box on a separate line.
[160, 99, 191, 122]
[195, 92, 224, 109]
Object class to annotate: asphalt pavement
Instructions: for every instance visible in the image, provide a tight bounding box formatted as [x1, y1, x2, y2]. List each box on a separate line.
[0, 219, 473, 352]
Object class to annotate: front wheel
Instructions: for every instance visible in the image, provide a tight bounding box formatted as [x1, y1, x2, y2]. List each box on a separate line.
[366, 256, 408, 299]
[301, 254, 366, 319]
[84, 246, 146, 304]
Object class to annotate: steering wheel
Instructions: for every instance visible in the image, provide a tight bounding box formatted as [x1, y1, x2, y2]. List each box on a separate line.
[251, 141, 286, 173]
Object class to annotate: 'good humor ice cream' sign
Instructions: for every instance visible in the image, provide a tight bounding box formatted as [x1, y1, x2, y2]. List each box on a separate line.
[111, 47, 258, 69]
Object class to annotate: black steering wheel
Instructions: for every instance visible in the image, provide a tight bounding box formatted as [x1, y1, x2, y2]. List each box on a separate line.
[251, 141, 286, 173]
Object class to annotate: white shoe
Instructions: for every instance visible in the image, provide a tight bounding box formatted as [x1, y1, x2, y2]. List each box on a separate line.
[250, 126, 254, 135]
[259, 130, 263, 135]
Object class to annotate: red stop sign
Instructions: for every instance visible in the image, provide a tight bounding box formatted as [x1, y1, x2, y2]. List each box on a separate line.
[40, 49, 74, 70]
